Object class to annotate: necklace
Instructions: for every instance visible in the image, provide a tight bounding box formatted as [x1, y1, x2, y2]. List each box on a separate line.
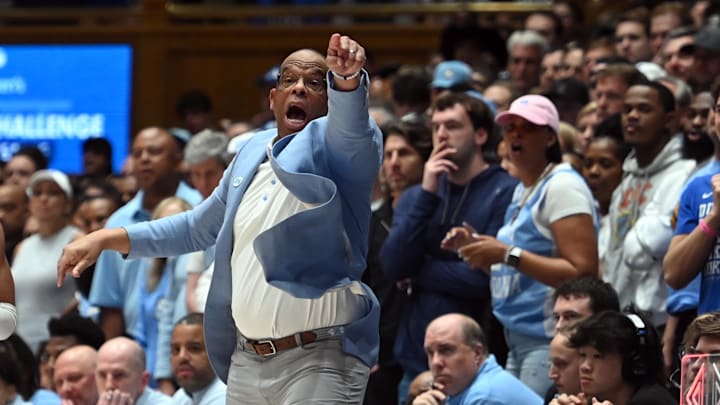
[511, 163, 555, 223]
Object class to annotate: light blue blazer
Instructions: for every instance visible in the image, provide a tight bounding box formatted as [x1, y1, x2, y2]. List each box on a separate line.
[125, 73, 382, 382]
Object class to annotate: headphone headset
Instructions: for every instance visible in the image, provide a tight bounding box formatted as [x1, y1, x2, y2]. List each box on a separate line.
[623, 313, 649, 380]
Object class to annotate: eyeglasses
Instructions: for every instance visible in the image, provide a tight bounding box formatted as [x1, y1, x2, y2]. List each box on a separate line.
[276, 72, 327, 93]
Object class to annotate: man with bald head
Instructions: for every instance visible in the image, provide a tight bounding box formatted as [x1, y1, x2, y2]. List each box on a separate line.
[95, 337, 171, 405]
[53, 345, 99, 405]
[413, 314, 541, 405]
[59, 33, 382, 403]
[0, 184, 29, 263]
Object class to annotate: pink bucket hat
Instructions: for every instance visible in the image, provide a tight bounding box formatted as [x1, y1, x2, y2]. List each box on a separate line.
[495, 95, 559, 133]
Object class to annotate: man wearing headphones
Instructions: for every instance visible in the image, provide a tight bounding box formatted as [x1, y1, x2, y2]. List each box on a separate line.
[550, 311, 677, 405]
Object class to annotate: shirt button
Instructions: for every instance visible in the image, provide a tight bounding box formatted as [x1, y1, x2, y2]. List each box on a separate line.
[232, 177, 243, 187]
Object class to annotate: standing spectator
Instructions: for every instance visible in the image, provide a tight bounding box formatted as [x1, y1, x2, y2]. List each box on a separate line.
[4, 147, 47, 190]
[134, 197, 193, 390]
[12, 170, 82, 351]
[603, 82, 695, 327]
[525, 11, 563, 48]
[175, 90, 214, 135]
[505, 30, 547, 95]
[649, 3, 689, 57]
[594, 64, 648, 122]
[0, 185, 29, 264]
[0, 224, 16, 341]
[539, 47, 566, 93]
[615, 12, 654, 63]
[582, 116, 629, 266]
[691, 25, 720, 90]
[392, 65, 432, 123]
[82, 138, 113, 180]
[661, 27, 696, 83]
[443, 95, 598, 396]
[381, 92, 517, 401]
[364, 120, 431, 405]
[182, 130, 230, 314]
[88, 127, 201, 341]
[665, 88, 720, 313]
[682, 91, 715, 163]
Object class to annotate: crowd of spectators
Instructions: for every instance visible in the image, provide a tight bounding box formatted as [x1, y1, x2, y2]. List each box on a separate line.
[4, 1, 720, 404]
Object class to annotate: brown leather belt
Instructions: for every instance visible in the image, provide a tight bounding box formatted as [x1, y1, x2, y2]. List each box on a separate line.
[243, 331, 319, 356]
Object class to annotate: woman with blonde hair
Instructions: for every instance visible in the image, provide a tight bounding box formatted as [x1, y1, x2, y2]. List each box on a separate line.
[134, 196, 193, 393]
[575, 101, 598, 152]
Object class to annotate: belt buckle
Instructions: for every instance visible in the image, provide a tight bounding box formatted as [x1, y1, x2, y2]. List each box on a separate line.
[256, 339, 277, 356]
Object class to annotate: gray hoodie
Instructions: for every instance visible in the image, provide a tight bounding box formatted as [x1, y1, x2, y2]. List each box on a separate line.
[602, 135, 695, 325]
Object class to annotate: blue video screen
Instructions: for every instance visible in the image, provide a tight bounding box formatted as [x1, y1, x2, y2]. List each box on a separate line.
[0, 44, 133, 174]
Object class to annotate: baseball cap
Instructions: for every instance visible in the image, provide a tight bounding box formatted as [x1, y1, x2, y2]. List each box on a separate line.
[695, 26, 720, 52]
[495, 95, 559, 133]
[256, 65, 281, 87]
[27, 169, 73, 200]
[465, 90, 497, 117]
[432, 61, 472, 89]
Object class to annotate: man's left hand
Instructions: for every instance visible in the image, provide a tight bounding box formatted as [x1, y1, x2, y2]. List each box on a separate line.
[326, 33, 365, 90]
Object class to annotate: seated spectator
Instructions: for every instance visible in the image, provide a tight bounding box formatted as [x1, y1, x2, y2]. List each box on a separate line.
[551, 311, 676, 405]
[403, 371, 433, 405]
[0, 348, 31, 405]
[38, 312, 105, 392]
[96, 337, 172, 405]
[169, 313, 225, 405]
[552, 276, 620, 330]
[546, 325, 581, 404]
[0, 225, 16, 341]
[412, 313, 542, 405]
[13, 170, 82, 352]
[52, 346, 98, 405]
[0, 334, 58, 405]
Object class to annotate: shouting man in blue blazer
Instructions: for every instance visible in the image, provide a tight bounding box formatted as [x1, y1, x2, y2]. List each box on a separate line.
[57, 33, 382, 404]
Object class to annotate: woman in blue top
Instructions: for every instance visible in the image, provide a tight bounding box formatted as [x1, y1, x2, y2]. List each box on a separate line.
[133, 196, 192, 392]
[442, 95, 598, 396]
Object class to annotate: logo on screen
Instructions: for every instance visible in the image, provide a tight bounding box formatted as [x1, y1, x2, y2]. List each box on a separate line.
[0, 49, 6, 69]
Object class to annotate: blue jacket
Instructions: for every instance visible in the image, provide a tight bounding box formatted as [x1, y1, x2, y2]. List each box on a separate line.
[124, 73, 382, 382]
[380, 167, 517, 375]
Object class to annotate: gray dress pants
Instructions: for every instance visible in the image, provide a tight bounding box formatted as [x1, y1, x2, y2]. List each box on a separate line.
[226, 338, 370, 404]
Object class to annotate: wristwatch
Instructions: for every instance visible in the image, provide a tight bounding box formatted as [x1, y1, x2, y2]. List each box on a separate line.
[504, 246, 522, 268]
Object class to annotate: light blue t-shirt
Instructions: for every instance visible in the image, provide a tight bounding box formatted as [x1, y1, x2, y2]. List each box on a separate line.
[447, 355, 542, 405]
[170, 378, 227, 405]
[89, 182, 201, 337]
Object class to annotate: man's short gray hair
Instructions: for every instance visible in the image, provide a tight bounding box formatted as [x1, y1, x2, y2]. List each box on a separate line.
[506, 30, 549, 54]
[184, 129, 231, 166]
